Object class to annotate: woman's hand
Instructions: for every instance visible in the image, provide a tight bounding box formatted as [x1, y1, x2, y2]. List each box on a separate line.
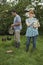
[26, 22, 32, 26]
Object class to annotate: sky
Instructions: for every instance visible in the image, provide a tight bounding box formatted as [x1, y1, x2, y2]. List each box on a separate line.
[7, 0, 14, 2]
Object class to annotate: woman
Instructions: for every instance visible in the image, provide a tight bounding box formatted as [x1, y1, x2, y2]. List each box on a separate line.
[26, 9, 40, 52]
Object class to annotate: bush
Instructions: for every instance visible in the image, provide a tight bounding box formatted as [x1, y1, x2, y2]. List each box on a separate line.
[0, 4, 14, 34]
[0, 1, 43, 35]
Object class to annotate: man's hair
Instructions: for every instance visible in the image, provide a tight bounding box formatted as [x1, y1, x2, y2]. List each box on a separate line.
[12, 9, 17, 13]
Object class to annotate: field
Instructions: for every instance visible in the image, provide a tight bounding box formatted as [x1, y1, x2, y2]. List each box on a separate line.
[0, 35, 43, 65]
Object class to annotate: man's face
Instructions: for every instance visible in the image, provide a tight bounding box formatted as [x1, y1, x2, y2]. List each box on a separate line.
[12, 12, 16, 16]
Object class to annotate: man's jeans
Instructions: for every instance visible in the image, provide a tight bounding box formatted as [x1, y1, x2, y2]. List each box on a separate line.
[14, 30, 20, 43]
[14, 30, 20, 48]
[26, 36, 37, 50]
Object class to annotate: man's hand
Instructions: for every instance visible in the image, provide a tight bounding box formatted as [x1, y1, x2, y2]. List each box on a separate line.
[11, 24, 14, 27]
[11, 22, 21, 27]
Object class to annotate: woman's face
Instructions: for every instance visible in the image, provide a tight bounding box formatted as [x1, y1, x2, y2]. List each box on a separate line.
[29, 10, 35, 18]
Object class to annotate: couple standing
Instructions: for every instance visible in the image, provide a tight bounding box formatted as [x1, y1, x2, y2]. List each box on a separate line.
[11, 9, 40, 52]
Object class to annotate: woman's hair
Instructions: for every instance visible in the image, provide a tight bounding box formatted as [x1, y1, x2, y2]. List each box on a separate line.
[29, 10, 35, 17]
[29, 10, 35, 14]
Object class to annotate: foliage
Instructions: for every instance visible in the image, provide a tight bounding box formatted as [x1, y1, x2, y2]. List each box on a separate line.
[14, 0, 31, 35]
[35, 5, 43, 35]
[0, 0, 43, 35]
[0, 0, 30, 35]
[0, 4, 14, 34]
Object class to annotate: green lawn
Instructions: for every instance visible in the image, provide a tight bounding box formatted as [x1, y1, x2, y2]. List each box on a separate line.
[0, 35, 43, 65]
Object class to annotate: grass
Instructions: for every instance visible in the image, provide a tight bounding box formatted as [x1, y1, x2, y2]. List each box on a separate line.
[0, 35, 43, 65]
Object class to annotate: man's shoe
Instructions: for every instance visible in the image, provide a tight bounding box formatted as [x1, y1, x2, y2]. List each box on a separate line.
[26, 48, 29, 52]
[16, 42, 20, 48]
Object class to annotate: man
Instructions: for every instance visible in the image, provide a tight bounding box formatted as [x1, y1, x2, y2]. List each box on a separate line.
[11, 10, 22, 48]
